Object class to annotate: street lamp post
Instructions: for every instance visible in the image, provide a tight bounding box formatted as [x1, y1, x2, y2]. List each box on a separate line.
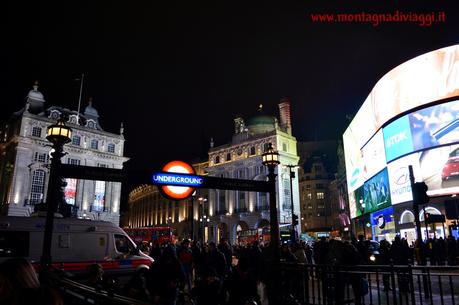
[262, 143, 281, 305]
[198, 197, 207, 243]
[285, 164, 298, 243]
[360, 199, 366, 239]
[40, 118, 72, 282]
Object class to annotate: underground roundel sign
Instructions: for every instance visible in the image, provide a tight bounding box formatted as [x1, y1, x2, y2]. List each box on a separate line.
[153, 161, 199, 200]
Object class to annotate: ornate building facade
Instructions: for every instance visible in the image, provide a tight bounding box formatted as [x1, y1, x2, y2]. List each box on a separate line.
[126, 161, 209, 241]
[0, 83, 127, 225]
[206, 100, 300, 244]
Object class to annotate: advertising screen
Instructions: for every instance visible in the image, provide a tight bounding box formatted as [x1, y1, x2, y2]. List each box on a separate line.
[363, 168, 391, 214]
[370, 206, 394, 228]
[409, 99, 459, 152]
[64, 178, 77, 205]
[418, 143, 459, 196]
[383, 115, 414, 162]
[361, 129, 387, 180]
[350, 186, 364, 218]
[343, 128, 365, 193]
[387, 154, 422, 205]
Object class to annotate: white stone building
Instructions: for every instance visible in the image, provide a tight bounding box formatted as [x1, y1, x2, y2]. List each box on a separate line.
[206, 100, 300, 244]
[0, 83, 128, 225]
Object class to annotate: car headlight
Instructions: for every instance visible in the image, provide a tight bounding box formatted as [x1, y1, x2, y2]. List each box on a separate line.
[370, 254, 376, 262]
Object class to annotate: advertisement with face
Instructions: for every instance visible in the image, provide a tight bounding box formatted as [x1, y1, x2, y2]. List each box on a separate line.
[409, 99, 459, 152]
[370, 206, 394, 228]
[361, 129, 386, 180]
[363, 168, 391, 215]
[387, 154, 422, 205]
[418, 144, 459, 196]
[64, 178, 77, 205]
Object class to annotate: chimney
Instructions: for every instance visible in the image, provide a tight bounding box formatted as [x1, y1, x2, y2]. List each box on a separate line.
[278, 98, 292, 134]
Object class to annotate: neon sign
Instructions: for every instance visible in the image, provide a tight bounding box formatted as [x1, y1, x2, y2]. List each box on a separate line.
[152, 160, 198, 200]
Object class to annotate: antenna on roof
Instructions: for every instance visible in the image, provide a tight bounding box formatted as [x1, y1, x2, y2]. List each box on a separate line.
[76, 73, 85, 123]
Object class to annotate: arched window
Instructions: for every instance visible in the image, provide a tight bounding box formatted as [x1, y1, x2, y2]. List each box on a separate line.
[215, 156, 220, 164]
[419, 207, 441, 222]
[399, 210, 415, 224]
[30, 170, 46, 204]
[250, 146, 256, 155]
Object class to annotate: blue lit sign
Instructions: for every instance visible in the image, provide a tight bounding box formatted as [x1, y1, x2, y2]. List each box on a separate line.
[370, 206, 394, 227]
[383, 115, 413, 162]
[152, 172, 204, 187]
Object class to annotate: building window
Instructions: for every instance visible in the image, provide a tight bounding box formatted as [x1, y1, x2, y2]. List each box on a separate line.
[93, 181, 106, 212]
[34, 152, 48, 163]
[307, 193, 312, 200]
[305, 184, 311, 190]
[64, 178, 77, 205]
[226, 153, 231, 161]
[283, 178, 291, 210]
[67, 158, 80, 165]
[218, 190, 225, 212]
[72, 135, 81, 146]
[107, 143, 116, 153]
[258, 192, 267, 208]
[282, 142, 287, 152]
[215, 156, 220, 164]
[30, 170, 46, 204]
[316, 183, 324, 189]
[32, 127, 42, 138]
[238, 191, 245, 210]
[314, 165, 322, 172]
[317, 192, 324, 199]
[250, 146, 256, 155]
[307, 204, 313, 209]
[318, 204, 325, 209]
[263, 143, 269, 152]
[90, 139, 98, 150]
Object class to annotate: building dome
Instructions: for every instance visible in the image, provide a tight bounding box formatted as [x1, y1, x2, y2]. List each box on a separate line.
[27, 82, 45, 103]
[246, 114, 276, 134]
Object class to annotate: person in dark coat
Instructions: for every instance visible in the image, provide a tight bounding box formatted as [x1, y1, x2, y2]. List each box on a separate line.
[147, 245, 185, 305]
[446, 235, 457, 265]
[226, 256, 260, 305]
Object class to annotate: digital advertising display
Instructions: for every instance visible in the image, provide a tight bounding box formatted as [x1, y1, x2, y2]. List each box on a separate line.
[361, 129, 387, 180]
[64, 178, 77, 205]
[370, 206, 394, 228]
[387, 154, 422, 205]
[363, 168, 391, 215]
[344, 44, 459, 218]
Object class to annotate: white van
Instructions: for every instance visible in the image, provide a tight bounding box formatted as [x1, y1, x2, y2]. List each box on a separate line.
[0, 215, 153, 273]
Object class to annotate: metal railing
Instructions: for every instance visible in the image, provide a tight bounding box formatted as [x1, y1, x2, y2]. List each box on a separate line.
[279, 263, 459, 305]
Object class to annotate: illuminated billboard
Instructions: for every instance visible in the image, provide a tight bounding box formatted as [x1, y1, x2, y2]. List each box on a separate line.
[363, 168, 391, 214]
[361, 129, 386, 180]
[64, 178, 77, 205]
[344, 44, 459, 218]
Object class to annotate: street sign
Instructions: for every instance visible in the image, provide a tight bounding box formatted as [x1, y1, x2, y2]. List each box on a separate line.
[155, 161, 197, 200]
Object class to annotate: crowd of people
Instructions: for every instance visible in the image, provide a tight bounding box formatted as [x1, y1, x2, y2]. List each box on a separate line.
[2, 234, 458, 305]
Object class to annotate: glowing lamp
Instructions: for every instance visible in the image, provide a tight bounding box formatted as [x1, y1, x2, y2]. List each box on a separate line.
[46, 119, 72, 145]
[262, 143, 280, 167]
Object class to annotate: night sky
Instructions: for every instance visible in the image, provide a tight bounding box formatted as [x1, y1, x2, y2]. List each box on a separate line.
[4, 1, 459, 201]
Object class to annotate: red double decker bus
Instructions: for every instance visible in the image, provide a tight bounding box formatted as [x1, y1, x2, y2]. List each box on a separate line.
[124, 227, 176, 245]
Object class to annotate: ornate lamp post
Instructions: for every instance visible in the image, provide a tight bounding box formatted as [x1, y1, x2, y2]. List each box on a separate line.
[262, 143, 281, 305]
[40, 118, 72, 281]
[262, 143, 280, 252]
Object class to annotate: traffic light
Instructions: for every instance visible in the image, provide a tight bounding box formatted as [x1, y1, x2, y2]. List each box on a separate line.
[292, 214, 299, 226]
[412, 182, 429, 205]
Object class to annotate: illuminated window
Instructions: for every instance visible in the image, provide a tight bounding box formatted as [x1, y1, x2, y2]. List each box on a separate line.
[317, 192, 324, 199]
[90, 139, 98, 150]
[107, 143, 115, 153]
[30, 170, 45, 204]
[93, 181, 106, 212]
[64, 178, 77, 205]
[32, 127, 42, 138]
[307, 193, 312, 200]
[72, 135, 81, 146]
